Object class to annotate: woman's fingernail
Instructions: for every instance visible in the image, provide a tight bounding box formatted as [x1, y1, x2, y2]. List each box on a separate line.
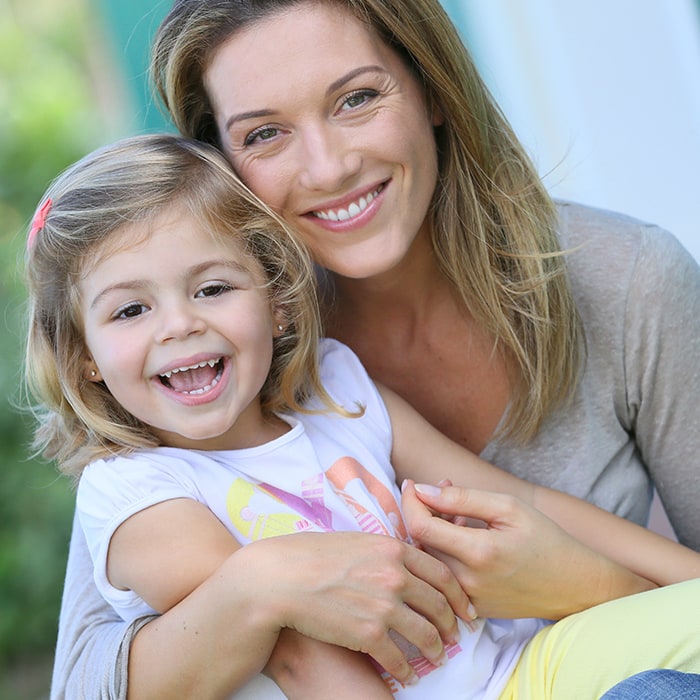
[405, 670, 419, 686]
[467, 603, 477, 620]
[414, 483, 441, 497]
[401, 478, 408, 493]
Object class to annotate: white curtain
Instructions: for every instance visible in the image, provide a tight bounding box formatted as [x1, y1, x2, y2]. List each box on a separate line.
[443, 0, 700, 262]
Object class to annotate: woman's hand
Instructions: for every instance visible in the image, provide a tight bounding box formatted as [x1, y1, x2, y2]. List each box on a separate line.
[247, 530, 473, 685]
[401, 481, 654, 620]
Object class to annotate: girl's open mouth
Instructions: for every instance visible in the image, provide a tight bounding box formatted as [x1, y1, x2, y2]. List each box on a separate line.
[159, 357, 224, 395]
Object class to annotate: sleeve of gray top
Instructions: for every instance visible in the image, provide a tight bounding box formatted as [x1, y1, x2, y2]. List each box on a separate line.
[622, 225, 700, 550]
[50, 511, 156, 700]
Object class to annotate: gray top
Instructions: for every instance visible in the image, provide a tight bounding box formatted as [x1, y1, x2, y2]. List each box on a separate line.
[483, 201, 700, 547]
[49, 202, 700, 699]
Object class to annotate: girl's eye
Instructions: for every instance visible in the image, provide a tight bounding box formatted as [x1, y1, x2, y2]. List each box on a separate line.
[113, 302, 148, 320]
[244, 125, 279, 146]
[196, 282, 233, 298]
[340, 89, 378, 111]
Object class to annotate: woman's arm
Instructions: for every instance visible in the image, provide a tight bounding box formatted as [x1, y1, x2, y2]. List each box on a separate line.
[380, 385, 700, 616]
[109, 498, 400, 698]
[51, 513, 146, 700]
[94, 497, 469, 698]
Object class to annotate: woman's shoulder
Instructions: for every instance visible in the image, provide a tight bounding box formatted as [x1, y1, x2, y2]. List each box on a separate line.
[555, 200, 696, 304]
[556, 199, 677, 255]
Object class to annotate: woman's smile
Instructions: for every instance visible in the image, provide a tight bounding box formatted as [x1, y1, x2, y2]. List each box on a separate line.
[306, 182, 386, 227]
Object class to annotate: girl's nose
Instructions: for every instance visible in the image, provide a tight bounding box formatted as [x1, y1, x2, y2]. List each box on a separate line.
[297, 123, 361, 192]
[157, 304, 207, 343]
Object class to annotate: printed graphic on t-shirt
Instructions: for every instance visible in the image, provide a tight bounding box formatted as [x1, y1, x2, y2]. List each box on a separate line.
[225, 456, 462, 694]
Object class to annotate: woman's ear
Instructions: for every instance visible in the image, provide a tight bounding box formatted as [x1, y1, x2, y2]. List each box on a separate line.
[431, 103, 444, 127]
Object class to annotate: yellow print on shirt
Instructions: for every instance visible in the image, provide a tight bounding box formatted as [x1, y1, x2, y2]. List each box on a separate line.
[225, 458, 407, 542]
[226, 478, 315, 540]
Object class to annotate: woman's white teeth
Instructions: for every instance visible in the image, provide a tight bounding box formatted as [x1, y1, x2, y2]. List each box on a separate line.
[161, 358, 220, 379]
[314, 188, 379, 221]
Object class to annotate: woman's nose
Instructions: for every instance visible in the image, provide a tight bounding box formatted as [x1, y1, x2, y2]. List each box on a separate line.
[297, 123, 361, 191]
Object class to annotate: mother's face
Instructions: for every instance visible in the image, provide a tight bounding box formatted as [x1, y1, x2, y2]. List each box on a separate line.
[204, 1, 441, 280]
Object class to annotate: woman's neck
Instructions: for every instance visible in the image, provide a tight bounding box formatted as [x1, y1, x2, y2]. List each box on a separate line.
[325, 235, 455, 334]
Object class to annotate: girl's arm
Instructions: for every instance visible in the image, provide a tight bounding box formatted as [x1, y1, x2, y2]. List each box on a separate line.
[379, 385, 700, 617]
[105, 498, 465, 697]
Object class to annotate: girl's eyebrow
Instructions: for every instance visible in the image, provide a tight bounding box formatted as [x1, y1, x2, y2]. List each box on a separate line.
[88, 259, 252, 310]
[89, 280, 149, 311]
[223, 65, 385, 132]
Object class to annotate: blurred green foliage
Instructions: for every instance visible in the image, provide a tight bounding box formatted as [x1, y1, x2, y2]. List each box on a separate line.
[0, 0, 131, 695]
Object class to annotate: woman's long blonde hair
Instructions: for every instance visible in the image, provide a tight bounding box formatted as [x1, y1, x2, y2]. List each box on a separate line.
[152, 0, 584, 441]
[25, 133, 338, 479]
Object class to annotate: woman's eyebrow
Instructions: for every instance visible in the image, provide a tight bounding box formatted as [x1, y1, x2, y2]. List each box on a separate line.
[325, 65, 385, 96]
[223, 65, 386, 131]
[225, 108, 275, 132]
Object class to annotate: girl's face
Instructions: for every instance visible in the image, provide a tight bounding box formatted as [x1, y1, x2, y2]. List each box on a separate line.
[205, 1, 441, 281]
[79, 210, 284, 451]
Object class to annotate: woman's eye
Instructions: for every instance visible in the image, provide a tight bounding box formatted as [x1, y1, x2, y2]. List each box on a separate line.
[114, 302, 148, 320]
[244, 125, 279, 146]
[340, 89, 378, 111]
[196, 282, 233, 298]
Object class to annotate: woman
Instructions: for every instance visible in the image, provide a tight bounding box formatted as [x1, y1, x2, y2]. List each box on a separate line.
[50, 0, 700, 697]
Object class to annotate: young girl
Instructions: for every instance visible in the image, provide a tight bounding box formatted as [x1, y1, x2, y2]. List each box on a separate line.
[27, 133, 700, 700]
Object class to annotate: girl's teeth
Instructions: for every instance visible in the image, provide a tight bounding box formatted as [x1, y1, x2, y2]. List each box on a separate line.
[161, 358, 219, 379]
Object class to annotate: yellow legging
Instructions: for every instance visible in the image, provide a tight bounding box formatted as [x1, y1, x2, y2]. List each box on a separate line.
[499, 578, 700, 699]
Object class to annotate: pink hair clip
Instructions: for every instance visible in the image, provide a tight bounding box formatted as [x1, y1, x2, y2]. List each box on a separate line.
[27, 198, 52, 250]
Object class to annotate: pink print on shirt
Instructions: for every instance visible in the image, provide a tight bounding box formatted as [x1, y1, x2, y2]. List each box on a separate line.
[224, 456, 462, 694]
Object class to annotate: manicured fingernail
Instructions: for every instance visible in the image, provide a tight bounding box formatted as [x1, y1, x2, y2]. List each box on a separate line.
[401, 478, 408, 493]
[464, 618, 478, 633]
[433, 651, 448, 667]
[414, 483, 441, 497]
[405, 670, 419, 686]
[467, 603, 477, 620]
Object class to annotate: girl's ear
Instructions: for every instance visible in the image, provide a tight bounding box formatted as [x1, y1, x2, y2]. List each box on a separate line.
[272, 306, 287, 337]
[84, 357, 103, 382]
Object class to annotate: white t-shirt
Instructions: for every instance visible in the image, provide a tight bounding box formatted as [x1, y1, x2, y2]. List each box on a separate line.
[77, 338, 546, 699]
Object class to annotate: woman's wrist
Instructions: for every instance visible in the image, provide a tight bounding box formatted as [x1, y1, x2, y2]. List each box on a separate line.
[551, 551, 657, 620]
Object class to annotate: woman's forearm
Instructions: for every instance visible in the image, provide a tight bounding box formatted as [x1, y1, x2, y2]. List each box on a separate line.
[127, 529, 468, 697]
[127, 545, 283, 699]
[532, 484, 700, 586]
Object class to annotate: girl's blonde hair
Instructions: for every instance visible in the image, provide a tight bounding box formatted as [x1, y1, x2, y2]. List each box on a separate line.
[25, 133, 337, 479]
[151, 0, 584, 442]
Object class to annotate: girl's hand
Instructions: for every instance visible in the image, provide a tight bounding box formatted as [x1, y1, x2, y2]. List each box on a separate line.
[401, 481, 650, 620]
